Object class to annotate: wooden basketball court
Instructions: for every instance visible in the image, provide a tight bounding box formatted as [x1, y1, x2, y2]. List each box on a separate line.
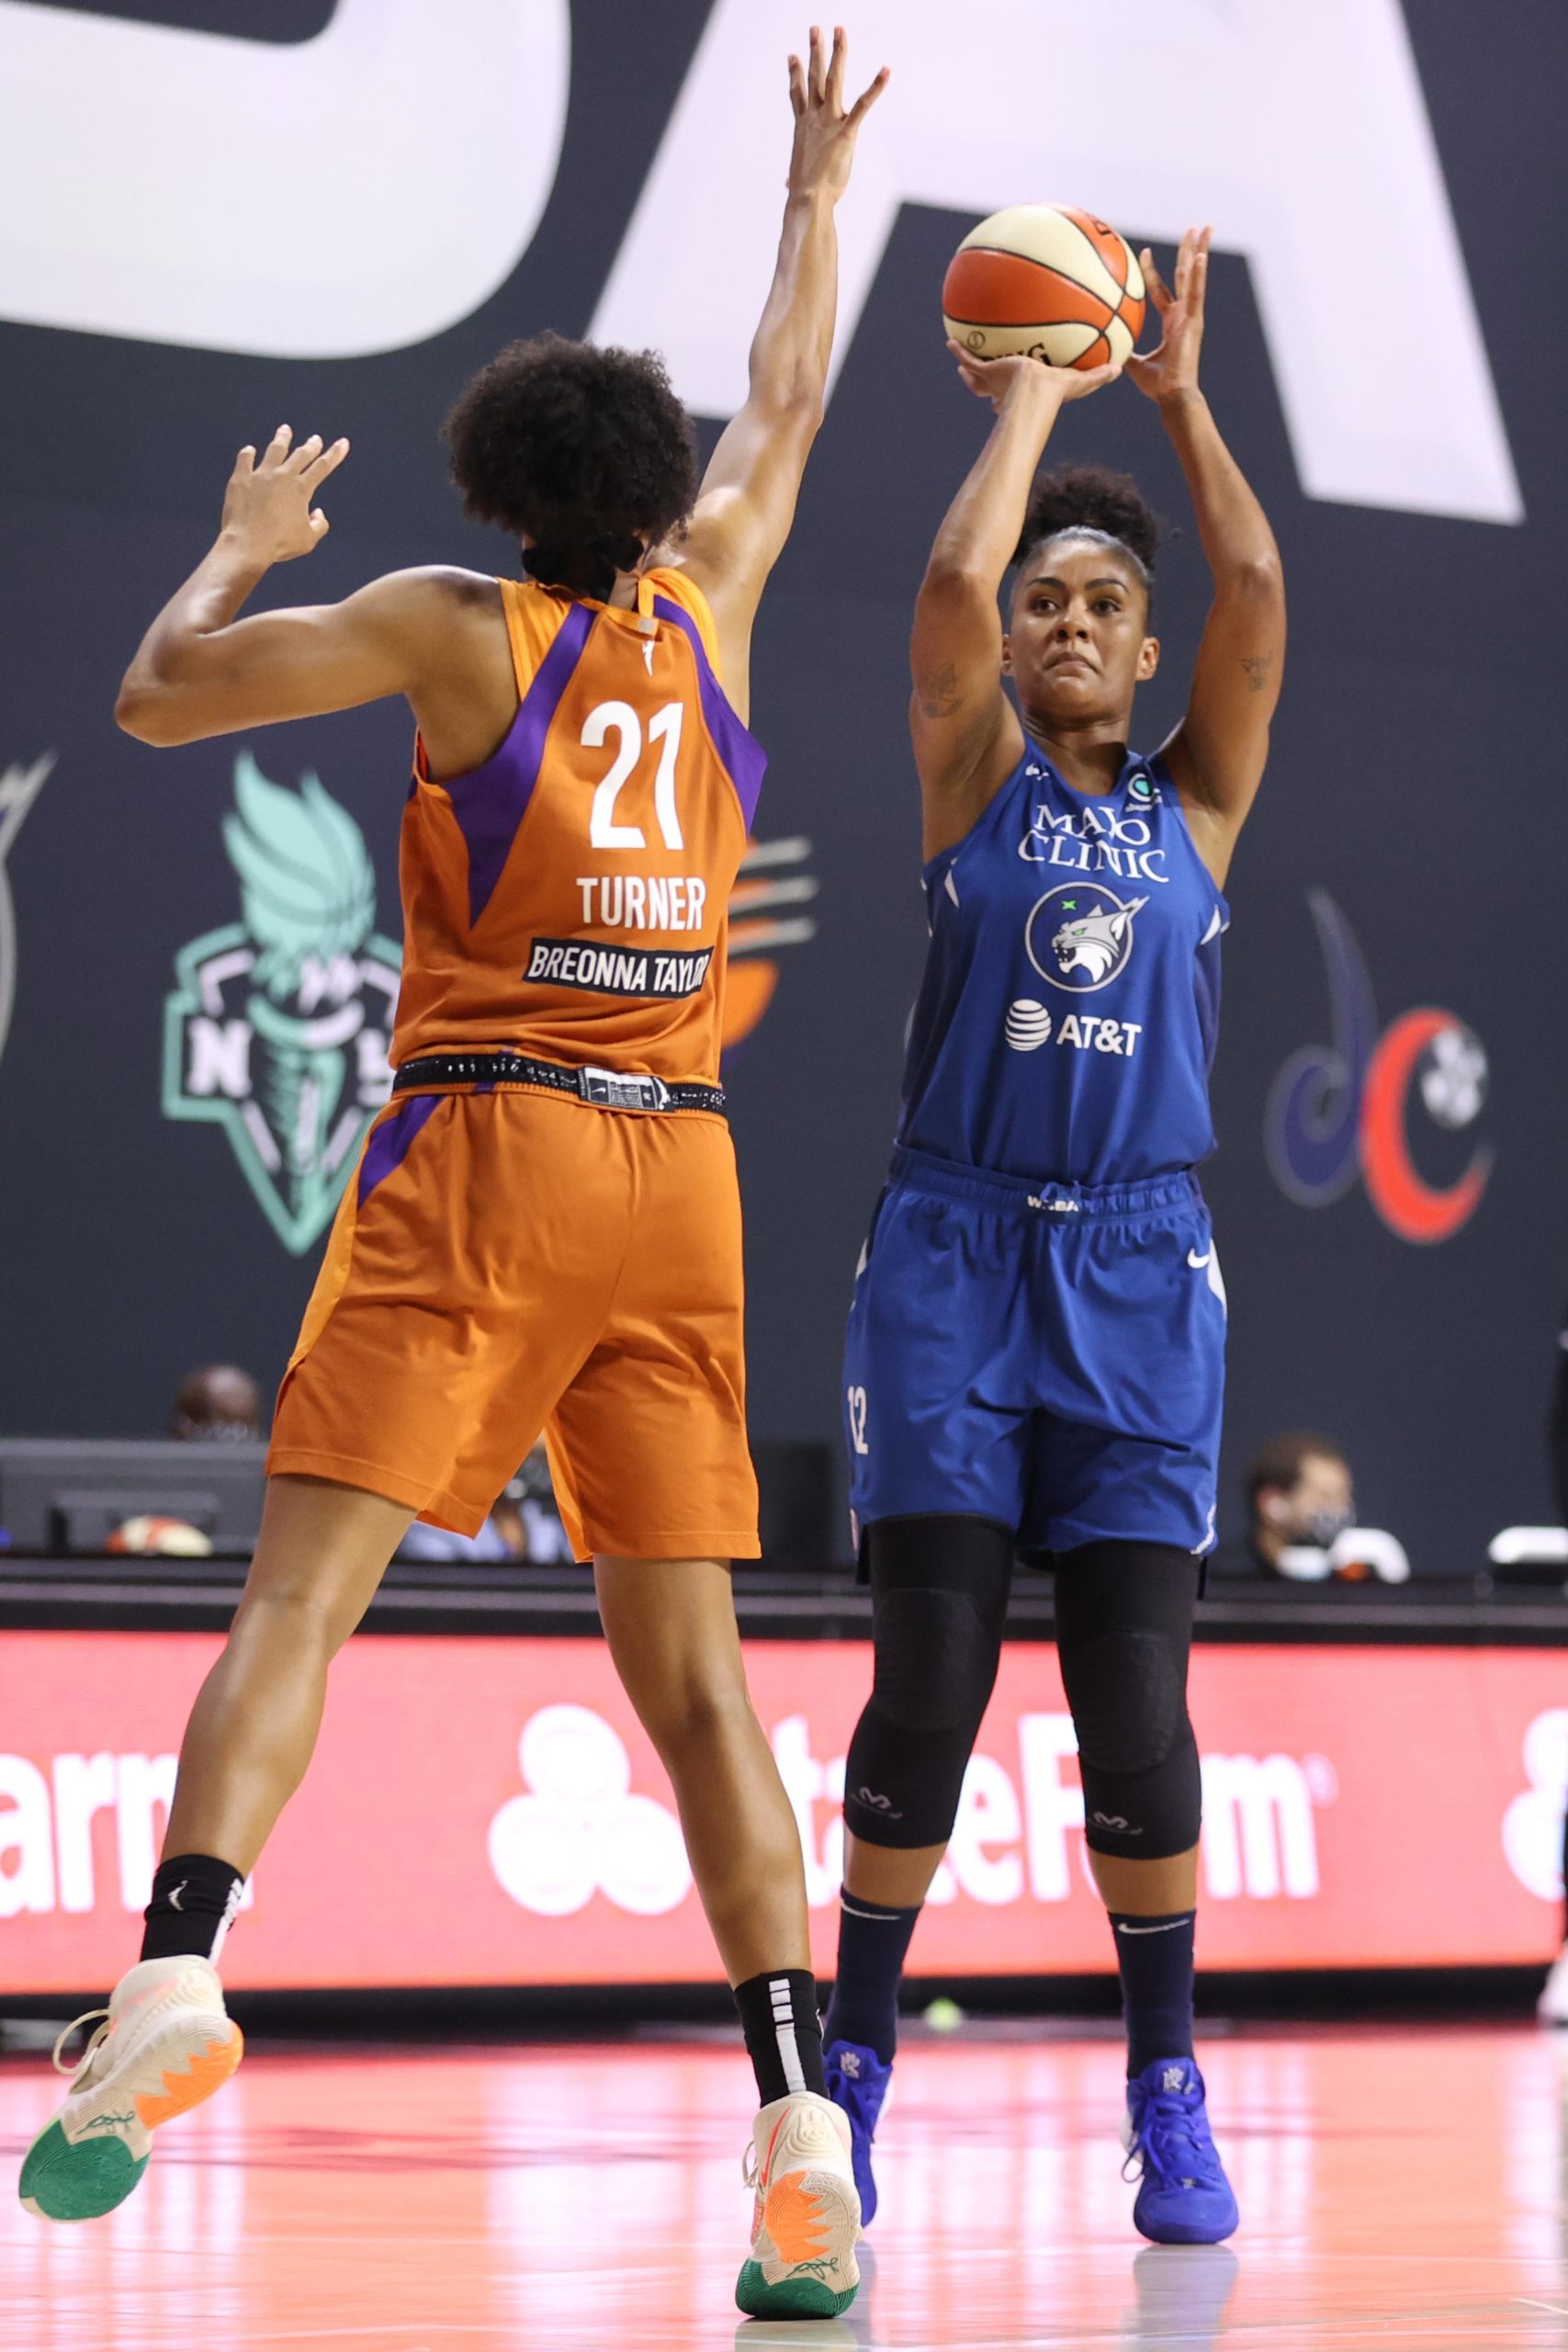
[4, 2023, 1564, 2348]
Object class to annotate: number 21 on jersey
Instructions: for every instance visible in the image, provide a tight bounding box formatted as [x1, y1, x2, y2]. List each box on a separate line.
[583, 700, 684, 852]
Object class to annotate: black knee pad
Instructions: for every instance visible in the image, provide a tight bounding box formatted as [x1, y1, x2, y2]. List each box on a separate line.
[843, 1516, 1012, 1850]
[1055, 1541, 1203, 1860]
[1066, 1628, 1187, 1779]
[873, 1585, 999, 1731]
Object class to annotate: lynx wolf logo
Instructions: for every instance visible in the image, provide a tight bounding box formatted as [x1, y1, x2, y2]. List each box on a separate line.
[0, 753, 53, 1070]
[163, 755, 401, 1254]
[1027, 884, 1145, 994]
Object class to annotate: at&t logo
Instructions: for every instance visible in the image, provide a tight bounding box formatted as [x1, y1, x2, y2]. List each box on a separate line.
[1265, 888, 1491, 1244]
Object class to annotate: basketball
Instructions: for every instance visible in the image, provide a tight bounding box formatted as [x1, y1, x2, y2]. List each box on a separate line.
[942, 204, 1146, 371]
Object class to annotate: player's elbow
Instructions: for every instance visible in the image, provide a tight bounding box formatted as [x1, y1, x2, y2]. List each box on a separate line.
[1225, 550, 1285, 611]
[919, 550, 998, 612]
[115, 675, 195, 746]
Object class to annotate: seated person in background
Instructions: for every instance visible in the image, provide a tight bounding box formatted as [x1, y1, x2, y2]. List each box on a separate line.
[109, 1363, 267, 1554]
[1245, 1432, 1354, 1577]
[169, 1365, 264, 1442]
[1213, 1432, 1409, 1583]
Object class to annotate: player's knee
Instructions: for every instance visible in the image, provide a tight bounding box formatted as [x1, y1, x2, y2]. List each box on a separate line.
[1079, 1721, 1201, 1858]
[873, 1584, 1000, 1733]
[1064, 1627, 1189, 1780]
[627, 1660, 751, 1768]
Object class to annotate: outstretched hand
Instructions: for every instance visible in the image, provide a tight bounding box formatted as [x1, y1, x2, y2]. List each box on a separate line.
[220, 424, 350, 565]
[787, 24, 889, 202]
[1126, 227, 1210, 405]
[947, 341, 1121, 414]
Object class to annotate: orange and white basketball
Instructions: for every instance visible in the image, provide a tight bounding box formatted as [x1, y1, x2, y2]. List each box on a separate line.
[942, 204, 1146, 371]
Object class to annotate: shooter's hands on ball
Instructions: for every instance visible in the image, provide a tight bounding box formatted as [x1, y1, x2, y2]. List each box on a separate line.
[786, 24, 889, 203]
[946, 341, 1121, 413]
[220, 424, 351, 566]
[1125, 226, 1210, 407]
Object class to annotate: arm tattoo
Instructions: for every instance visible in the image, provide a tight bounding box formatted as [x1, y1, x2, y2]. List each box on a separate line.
[918, 660, 966, 720]
[1240, 653, 1275, 694]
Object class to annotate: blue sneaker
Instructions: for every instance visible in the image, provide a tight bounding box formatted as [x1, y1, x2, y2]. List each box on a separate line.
[822, 2038, 890, 2226]
[1122, 2057, 1239, 2245]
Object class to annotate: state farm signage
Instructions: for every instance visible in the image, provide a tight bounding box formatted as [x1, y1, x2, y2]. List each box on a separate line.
[1, 1635, 1561, 1989]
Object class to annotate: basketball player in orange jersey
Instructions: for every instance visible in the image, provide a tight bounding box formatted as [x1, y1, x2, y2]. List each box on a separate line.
[22, 28, 886, 2319]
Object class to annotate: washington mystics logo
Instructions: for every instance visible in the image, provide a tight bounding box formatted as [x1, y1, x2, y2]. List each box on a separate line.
[1026, 883, 1146, 993]
[1265, 888, 1491, 1245]
[163, 755, 401, 1254]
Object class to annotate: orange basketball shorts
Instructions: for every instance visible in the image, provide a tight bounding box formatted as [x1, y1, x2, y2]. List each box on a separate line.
[268, 1088, 760, 1559]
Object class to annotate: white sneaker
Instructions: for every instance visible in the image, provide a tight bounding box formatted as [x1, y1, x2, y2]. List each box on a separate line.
[735, 2090, 861, 2320]
[1540, 1944, 1568, 2024]
[18, 1954, 243, 2222]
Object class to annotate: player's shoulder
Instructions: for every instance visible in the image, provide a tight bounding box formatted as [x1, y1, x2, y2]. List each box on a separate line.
[643, 560, 719, 662]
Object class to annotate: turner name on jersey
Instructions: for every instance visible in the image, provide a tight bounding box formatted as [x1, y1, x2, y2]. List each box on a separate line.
[574, 874, 709, 932]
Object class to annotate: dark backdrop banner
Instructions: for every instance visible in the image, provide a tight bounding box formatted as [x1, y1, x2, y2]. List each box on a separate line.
[1, 0, 1563, 1569]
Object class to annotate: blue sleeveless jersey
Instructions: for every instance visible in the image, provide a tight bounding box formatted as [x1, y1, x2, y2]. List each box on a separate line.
[898, 746, 1227, 1183]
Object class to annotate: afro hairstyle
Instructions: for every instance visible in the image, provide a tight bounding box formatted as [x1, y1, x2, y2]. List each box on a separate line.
[443, 333, 698, 555]
[1013, 463, 1165, 594]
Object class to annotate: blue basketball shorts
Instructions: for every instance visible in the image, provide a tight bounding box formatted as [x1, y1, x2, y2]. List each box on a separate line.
[842, 1147, 1225, 1560]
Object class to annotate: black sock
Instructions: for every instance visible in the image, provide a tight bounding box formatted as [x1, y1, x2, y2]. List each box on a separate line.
[822, 1888, 922, 2064]
[733, 1968, 827, 2105]
[141, 1853, 246, 1964]
[1110, 1909, 1196, 2078]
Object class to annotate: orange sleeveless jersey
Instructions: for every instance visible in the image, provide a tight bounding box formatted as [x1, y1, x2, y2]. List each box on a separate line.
[391, 568, 764, 1085]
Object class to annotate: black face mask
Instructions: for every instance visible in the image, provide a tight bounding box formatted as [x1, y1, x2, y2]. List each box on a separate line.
[524, 532, 646, 603]
[1290, 1506, 1354, 1550]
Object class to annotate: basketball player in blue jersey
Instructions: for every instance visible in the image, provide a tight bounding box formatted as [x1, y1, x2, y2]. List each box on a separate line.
[824, 228, 1284, 2244]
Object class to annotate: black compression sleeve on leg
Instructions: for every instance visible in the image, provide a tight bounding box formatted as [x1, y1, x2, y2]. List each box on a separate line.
[842, 1516, 1013, 1850]
[1054, 1541, 1202, 1862]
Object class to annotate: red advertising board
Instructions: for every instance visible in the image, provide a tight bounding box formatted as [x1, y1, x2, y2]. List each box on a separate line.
[2, 1633, 1563, 1990]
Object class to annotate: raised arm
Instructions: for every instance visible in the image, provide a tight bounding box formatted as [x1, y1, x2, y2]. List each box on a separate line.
[1128, 228, 1285, 884]
[115, 426, 496, 764]
[913, 348, 1116, 858]
[670, 25, 887, 708]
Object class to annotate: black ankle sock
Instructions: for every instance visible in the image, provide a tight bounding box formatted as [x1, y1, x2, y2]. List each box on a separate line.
[733, 1968, 827, 2105]
[1110, 1909, 1196, 2077]
[822, 1888, 922, 2064]
[141, 1853, 246, 1964]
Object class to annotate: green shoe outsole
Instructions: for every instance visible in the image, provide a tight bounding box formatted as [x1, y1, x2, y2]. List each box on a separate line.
[734, 2258, 858, 2318]
[18, 2120, 149, 2222]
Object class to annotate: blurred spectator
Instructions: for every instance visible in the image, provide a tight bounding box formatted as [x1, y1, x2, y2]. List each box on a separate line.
[1246, 1432, 1355, 1576]
[101, 1363, 266, 1554]
[170, 1364, 263, 1442]
[396, 1442, 573, 1566]
[1211, 1433, 1408, 1584]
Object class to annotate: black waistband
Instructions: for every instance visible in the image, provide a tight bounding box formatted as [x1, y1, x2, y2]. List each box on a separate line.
[391, 1049, 726, 1117]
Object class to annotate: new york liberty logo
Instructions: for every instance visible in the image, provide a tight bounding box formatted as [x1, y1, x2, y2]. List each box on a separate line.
[163, 755, 401, 1254]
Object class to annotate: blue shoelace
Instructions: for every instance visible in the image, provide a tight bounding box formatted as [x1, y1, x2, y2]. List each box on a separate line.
[1125, 2077, 1223, 2190]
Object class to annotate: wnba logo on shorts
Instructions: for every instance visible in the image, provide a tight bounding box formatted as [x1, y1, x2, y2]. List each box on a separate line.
[162, 753, 401, 1254]
[1265, 889, 1492, 1245]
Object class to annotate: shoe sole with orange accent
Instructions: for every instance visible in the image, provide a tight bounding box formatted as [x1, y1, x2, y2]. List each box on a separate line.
[19, 2016, 243, 2222]
[735, 2165, 861, 2318]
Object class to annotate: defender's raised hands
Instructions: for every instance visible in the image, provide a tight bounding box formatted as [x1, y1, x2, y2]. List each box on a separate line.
[220, 424, 350, 566]
[786, 24, 889, 202]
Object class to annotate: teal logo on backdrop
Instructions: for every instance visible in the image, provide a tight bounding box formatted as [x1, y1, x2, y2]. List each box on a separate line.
[163, 754, 401, 1254]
